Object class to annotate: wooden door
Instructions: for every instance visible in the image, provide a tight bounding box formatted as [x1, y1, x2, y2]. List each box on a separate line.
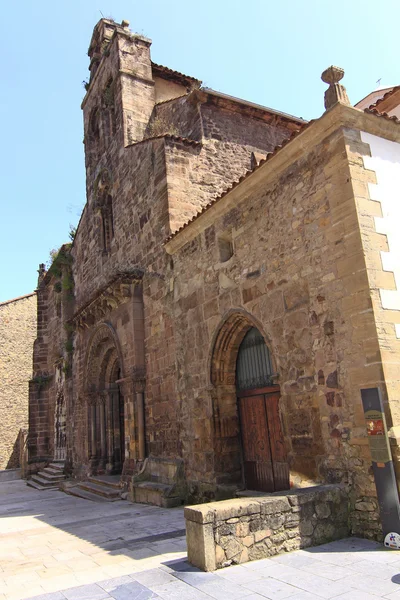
[238, 388, 289, 492]
[265, 391, 290, 491]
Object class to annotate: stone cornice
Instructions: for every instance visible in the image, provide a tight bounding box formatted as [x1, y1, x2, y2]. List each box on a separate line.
[165, 103, 400, 255]
[71, 270, 144, 329]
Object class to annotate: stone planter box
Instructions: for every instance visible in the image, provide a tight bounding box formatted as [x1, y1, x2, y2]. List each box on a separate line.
[185, 484, 349, 571]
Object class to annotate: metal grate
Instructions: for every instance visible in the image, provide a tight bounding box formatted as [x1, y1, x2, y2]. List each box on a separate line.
[236, 327, 273, 390]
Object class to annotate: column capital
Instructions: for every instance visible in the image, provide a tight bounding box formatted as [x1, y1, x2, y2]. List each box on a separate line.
[132, 365, 146, 393]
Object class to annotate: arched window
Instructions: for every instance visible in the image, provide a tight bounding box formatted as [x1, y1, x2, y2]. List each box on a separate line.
[236, 327, 273, 391]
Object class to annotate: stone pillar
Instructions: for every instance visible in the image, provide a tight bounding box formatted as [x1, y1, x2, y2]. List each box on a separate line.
[99, 394, 107, 470]
[137, 391, 145, 461]
[132, 366, 146, 465]
[89, 404, 96, 459]
[110, 383, 121, 472]
[106, 389, 115, 473]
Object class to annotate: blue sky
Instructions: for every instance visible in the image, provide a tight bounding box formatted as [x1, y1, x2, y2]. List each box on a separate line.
[1, 0, 398, 302]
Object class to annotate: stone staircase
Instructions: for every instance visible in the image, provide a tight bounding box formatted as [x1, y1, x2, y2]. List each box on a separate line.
[27, 461, 66, 490]
[64, 475, 122, 502]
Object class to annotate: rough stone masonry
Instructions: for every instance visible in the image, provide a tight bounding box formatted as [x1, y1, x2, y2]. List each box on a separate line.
[0, 293, 36, 470]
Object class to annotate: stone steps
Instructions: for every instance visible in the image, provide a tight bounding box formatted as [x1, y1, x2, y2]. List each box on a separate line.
[64, 476, 122, 502]
[88, 475, 121, 490]
[78, 480, 120, 499]
[64, 485, 117, 502]
[27, 461, 66, 491]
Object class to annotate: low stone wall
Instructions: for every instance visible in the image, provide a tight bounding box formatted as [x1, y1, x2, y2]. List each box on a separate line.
[185, 485, 349, 571]
[0, 469, 21, 482]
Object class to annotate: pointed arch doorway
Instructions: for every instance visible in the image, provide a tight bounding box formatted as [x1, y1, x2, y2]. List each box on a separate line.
[211, 313, 289, 494]
[236, 327, 289, 492]
[85, 324, 126, 475]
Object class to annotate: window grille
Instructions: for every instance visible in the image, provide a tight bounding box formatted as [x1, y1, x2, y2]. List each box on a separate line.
[236, 327, 274, 390]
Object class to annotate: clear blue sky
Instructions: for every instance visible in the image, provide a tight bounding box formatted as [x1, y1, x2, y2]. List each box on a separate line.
[1, 0, 398, 302]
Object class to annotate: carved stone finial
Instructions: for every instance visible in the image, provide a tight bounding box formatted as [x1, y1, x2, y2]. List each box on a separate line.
[321, 65, 350, 110]
[121, 19, 130, 28]
[37, 263, 46, 286]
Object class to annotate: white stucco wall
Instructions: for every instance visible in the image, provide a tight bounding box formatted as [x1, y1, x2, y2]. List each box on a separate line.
[361, 132, 400, 337]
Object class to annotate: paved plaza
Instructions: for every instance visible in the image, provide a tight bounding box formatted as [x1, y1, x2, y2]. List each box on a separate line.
[2, 482, 400, 599]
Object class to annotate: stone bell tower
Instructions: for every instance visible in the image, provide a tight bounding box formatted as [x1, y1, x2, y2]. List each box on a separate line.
[82, 18, 156, 182]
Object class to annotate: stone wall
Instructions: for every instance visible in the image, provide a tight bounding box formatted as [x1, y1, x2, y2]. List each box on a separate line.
[0, 293, 36, 469]
[165, 105, 394, 538]
[29, 258, 74, 471]
[185, 485, 349, 571]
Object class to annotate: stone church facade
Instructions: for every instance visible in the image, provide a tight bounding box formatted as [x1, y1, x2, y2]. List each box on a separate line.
[29, 18, 400, 539]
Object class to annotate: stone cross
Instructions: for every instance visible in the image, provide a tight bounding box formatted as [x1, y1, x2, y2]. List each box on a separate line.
[321, 66, 350, 110]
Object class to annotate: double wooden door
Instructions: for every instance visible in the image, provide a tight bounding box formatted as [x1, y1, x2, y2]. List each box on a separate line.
[238, 387, 289, 492]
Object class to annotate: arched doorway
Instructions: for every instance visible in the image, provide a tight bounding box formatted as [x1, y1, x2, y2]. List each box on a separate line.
[236, 327, 289, 492]
[210, 311, 289, 493]
[85, 324, 125, 475]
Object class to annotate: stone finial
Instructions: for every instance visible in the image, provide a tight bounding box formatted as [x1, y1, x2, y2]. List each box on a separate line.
[321, 65, 350, 110]
[37, 263, 46, 286]
[121, 19, 130, 28]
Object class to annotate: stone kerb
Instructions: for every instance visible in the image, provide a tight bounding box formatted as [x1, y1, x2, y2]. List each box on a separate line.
[184, 485, 349, 571]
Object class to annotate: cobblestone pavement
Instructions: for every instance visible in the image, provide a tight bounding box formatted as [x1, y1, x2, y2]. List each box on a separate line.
[2, 482, 400, 600]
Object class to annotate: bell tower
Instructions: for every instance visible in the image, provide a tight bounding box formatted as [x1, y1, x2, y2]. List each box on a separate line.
[82, 18, 156, 182]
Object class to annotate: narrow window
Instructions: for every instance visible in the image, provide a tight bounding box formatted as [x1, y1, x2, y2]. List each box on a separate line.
[218, 235, 233, 262]
[89, 107, 100, 140]
[102, 195, 114, 252]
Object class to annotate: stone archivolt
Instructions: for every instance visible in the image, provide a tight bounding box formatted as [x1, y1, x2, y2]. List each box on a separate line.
[85, 322, 124, 392]
[72, 271, 143, 329]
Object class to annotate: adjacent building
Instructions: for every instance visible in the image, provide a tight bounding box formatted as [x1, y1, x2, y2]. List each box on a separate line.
[0, 293, 36, 470]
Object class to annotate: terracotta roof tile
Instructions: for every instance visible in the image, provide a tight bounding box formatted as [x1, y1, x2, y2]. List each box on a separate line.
[367, 86, 400, 112]
[151, 62, 201, 86]
[364, 107, 400, 124]
[165, 122, 312, 242]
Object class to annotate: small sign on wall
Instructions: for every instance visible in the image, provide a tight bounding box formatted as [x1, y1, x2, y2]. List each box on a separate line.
[361, 388, 400, 539]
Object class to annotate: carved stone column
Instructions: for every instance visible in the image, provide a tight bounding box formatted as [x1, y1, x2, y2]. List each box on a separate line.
[132, 366, 146, 463]
[99, 392, 107, 471]
[109, 382, 121, 473]
[106, 386, 115, 474]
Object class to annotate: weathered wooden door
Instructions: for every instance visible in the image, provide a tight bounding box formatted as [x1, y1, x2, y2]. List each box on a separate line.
[238, 388, 289, 492]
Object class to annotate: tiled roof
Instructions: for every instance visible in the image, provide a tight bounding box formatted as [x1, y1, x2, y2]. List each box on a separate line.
[165, 102, 400, 245]
[202, 88, 306, 125]
[165, 121, 312, 242]
[364, 107, 400, 124]
[151, 62, 201, 86]
[367, 86, 400, 111]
